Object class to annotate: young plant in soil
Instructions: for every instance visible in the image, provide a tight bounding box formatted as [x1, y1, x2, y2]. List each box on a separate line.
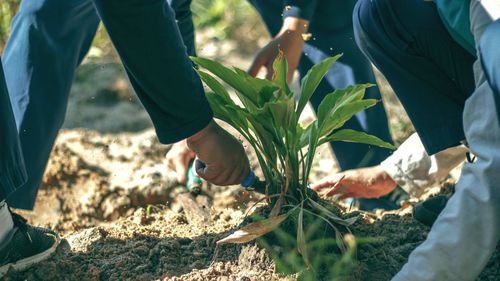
[191, 52, 394, 279]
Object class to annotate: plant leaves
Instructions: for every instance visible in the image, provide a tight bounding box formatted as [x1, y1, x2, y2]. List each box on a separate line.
[316, 84, 373, 127]
[296, 54, 342, 117]
[191, 56, 259, 110]
[320, 129, 395, 149]
[196, 70, 231, 101]
[270, 194, 283, 217]
[233, 67, 280, 106]
[272, 50, 292, 97]
[216, 214, 289, 245]
[297, 205, 311, 268]
[319, 99, 379, 137]
[307, 198, 358, 226]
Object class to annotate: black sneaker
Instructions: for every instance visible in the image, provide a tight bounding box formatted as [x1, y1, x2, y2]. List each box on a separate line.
[0, 212, 60, 277]
[413, 195, 449, 227]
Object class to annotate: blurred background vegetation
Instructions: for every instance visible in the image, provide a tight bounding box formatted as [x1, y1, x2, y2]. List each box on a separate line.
[0, 0, 19, 51]
[0, 0, 264, 55]
[0, 0, 413, 141]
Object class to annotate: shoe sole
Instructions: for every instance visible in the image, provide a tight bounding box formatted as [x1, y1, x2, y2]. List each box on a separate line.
[0, 232, 61, 277]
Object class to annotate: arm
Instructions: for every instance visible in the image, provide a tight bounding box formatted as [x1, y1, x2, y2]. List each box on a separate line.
[92, 0, 250, 185]
[248, 0, 319, 81]
[312, 133, 467, 199]
[248, 16, 309, 81]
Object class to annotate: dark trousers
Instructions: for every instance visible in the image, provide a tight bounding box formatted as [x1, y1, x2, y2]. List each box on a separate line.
[0, 58, 27, 201]
[353, 0, 476, 155]
[353, 1, 500, 278]
[3, 0, 211, 209]
[248, 0, 393, 170]
[248, 0, 398, 210]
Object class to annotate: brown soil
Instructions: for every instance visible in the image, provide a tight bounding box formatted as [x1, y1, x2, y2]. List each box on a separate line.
[4, 129, 498, 281]
[4, 43, 497, 280]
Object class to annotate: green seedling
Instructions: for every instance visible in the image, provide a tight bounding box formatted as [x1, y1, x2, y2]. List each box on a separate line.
[191, 51, 394, 276]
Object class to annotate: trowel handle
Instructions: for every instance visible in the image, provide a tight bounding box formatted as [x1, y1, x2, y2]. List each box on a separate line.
[186, 160, 203, 194]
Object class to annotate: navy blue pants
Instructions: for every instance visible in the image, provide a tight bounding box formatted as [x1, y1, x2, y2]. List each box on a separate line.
[3, 0, 212, 209]
[248, 0, 393, 170]
[353, 0, 477, 155]
[4, 0, 395, 210]
[248, 0, 399, 210]
[0, 58, 27, 201]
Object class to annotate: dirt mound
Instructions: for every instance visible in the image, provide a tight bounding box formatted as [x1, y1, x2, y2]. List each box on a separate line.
[7, 129, 499, 281]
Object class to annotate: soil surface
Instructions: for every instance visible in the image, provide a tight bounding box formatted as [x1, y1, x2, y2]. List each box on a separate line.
[5, 129, 499, 281]
[4, 32, 498, 280]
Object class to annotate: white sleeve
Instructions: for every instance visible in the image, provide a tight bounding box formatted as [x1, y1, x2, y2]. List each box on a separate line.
[380, 133, 467, 198]
[393, 75, 500, 281]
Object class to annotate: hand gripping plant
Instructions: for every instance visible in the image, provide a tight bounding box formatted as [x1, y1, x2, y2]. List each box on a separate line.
[191, 52, 394, 276]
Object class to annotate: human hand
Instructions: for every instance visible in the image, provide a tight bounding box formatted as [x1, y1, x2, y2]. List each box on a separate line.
[165, 140, 196, 184]
[186, 120, 250, 186]
[248, 17, 309, 82]
[310, 165, 397, 199]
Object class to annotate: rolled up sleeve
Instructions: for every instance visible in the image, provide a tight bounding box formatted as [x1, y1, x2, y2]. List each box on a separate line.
[381, 133, 467, 197]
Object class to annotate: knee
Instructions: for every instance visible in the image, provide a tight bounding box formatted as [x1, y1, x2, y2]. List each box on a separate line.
[352, 0, 379, 55]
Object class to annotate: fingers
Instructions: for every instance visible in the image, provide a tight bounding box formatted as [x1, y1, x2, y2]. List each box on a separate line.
[248, 56, 265, 77]
[165, 141, 195, 184]
[310, 174, 344, 191]
[195, 158, 249, 186]
[175, 157, 189, 184]
[265, 63, 274, 80]
[310, 180, 334, 191]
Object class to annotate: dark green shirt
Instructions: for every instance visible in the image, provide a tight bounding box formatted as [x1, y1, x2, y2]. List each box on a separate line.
[435, 0, 476, 56]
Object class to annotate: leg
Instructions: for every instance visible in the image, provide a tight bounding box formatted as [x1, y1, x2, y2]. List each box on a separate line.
[355, 0, 500, 279]
[480, 20, 500, 108]
[353, 0, 476, 155]
[4, 0, 198, 210]
[248, 0, 393, 170]
[0, 59, 26, 200]
[0, 64, 59, 269]
[3, 0, 101, 209]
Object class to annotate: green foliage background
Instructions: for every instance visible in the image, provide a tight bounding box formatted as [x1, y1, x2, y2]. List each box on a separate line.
[0, 0, 19, 51]
[0, 0, 260, 54]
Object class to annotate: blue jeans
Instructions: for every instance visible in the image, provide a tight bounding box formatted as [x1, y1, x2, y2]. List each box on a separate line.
[3, 0, 211, 209]
[0, 58, 27, 200]
[248, 0, 394, 171]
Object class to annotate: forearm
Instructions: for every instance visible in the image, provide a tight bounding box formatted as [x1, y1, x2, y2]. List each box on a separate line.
[92, 0, 213, 144]
[380, 133, 467, 197]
